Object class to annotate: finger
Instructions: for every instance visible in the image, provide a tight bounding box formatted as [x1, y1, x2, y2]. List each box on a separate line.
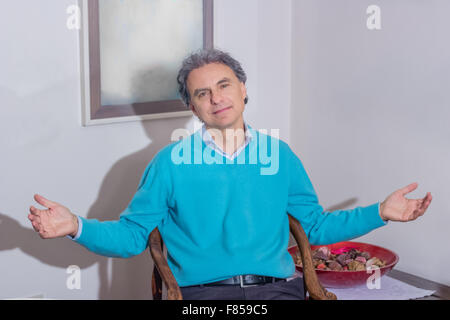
[418, 193, 432, 210]
[424, 192, 432, 204]
[426, 193, 432, 207]
[399, 182, 418, 196]
[30, 206, 38, 215]
[419, 194, 432, 215]
[34, 194, 58, 209]
[39, 229, 49, 239]
[29, 212, 41, 222]
[29, 206, 42, 217]
[29, 212, 41, 225]
[404, 200, 420, 221]
[31, 220, 40, 232]
[419, 204, 429, 217]
[412, 195, 431, 219]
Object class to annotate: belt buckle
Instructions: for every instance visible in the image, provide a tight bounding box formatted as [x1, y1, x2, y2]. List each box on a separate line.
[239, 275, 259, 288]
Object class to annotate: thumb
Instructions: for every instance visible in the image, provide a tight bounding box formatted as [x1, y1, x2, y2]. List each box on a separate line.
[34, 194, 59, 209]
[399, 182, 418, 196]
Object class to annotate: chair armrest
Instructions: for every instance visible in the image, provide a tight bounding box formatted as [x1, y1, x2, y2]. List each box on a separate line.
[288, 214, 337, 300]
[148, 227, 183, 300]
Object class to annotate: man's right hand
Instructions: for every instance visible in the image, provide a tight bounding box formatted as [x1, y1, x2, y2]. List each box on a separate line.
[28, 194, 79, 239]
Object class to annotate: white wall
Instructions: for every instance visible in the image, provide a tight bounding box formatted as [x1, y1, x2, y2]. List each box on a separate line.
[0, 0, 292, 299]
[214, 0, 292, 141]
[291, 0, 450, 285]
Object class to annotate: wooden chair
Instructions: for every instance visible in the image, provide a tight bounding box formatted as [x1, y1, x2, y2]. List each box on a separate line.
[148, 214, 337, 300]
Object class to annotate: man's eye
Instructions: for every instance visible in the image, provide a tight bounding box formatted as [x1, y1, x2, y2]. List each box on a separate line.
[221, 84, 229, 89]
[198, 92, 207, 98]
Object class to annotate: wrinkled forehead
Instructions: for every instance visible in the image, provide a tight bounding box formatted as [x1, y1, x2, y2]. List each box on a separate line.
[186, 62, 240, 91]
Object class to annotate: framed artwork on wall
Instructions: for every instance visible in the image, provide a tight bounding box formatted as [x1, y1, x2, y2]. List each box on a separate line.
[79, 0, 214, 126]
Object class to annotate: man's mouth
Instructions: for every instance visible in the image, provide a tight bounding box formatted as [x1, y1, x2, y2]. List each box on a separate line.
[213, 106, 232, 114]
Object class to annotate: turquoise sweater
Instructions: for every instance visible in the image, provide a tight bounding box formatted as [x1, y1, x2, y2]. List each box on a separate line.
[74, 126, 387, 287]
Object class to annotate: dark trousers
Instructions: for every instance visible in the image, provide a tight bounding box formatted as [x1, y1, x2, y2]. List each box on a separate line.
[180, 277, 305, 300]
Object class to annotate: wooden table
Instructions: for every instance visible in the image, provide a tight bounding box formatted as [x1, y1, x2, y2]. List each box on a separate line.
[387, 269, 450, 300]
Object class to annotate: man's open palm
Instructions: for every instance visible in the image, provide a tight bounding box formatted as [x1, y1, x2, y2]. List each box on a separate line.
[28, 194, 78, 239]
[380, 182, 432, 222]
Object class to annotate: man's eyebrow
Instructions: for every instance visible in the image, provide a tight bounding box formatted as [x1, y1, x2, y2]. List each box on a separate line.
[193, 87, 209, 97]
[217, 77, 231, 85]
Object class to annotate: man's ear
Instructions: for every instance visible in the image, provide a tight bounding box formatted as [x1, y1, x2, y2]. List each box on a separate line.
[240, 82, 247, 102]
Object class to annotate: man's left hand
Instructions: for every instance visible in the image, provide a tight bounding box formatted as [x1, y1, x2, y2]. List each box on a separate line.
[379, 182, 432, 222]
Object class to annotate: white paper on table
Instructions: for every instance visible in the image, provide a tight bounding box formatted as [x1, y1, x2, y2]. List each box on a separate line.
[325, 276, 436, 300]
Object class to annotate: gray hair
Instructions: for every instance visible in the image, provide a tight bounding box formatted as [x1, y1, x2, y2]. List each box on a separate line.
[177, 48, 248, 107]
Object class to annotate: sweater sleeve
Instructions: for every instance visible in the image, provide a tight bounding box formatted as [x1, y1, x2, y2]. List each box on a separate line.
[73, 152, 171, 258]
[286, 147, 387, 245]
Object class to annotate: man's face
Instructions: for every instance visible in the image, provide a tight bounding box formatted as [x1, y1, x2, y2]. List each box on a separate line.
[187, 62, 247, 130]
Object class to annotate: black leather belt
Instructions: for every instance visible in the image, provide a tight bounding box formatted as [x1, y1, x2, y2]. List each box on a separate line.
[196, 275, 286, 288]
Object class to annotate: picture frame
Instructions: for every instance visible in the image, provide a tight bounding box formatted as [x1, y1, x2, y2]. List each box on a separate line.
[79, 0, 214, 126]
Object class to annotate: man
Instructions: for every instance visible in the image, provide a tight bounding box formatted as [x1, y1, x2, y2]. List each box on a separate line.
[28, 49, 432, 300]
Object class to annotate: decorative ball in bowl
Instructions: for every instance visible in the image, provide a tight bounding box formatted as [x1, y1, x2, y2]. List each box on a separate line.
[288, 241, 399, 289]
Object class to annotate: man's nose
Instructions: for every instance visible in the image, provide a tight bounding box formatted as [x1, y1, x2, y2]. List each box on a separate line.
[210, 89, 224, 104]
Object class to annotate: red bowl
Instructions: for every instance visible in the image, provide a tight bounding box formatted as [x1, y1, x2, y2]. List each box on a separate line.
[288, 241, 399, 289]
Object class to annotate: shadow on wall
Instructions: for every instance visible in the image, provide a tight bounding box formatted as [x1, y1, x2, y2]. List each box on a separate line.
[0, 82, 193, 299]
[90, 115, 193, 299]
[77, 113, 193, 300]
